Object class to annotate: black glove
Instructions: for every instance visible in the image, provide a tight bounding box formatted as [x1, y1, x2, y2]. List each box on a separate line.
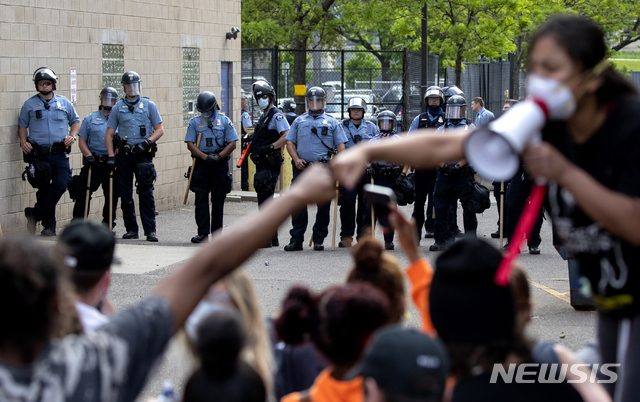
[106, 156, 117, 171]
[83, 155, 96, 167]
[205, 154, 218, 166]
[256, 144, 274, 154]
[133, 139, 152, 155]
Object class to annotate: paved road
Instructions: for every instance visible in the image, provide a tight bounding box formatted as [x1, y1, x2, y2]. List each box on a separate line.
[61, 194, 597, 400]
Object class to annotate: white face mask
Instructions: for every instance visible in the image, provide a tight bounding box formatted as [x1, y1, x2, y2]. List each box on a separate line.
[258, 98, 270, 110]
[525, 74, 576, 120]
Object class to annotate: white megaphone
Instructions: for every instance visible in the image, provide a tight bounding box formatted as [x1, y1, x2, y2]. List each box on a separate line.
[464, 100, 548, 181]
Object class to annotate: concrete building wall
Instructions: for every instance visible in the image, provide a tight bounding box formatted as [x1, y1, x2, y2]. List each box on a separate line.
[0, 0, 242, 234]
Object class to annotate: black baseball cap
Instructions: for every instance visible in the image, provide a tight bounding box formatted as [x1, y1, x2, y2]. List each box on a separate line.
[348, 326, 449, 399]
[59, 220, 115, 272]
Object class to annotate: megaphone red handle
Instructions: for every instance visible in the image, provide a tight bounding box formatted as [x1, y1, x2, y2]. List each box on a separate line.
[495, 184, 547, 286]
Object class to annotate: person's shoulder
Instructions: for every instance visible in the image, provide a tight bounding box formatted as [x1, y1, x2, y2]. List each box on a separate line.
[323, 113, 339, 123]
[54, 93, 71, 102]
[23, 94, 39, 104]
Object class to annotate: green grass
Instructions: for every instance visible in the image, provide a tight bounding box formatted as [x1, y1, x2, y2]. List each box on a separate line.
[609, 59, 640, 72]
[611, 51, 640, 60]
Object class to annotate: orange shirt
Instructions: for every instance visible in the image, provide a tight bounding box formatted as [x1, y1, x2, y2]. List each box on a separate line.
[281, 367, 363, 402]
[405, 258, 437, 337]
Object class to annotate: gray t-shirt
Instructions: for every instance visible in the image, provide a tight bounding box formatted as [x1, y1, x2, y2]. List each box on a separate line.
[0, 296, 173, 402]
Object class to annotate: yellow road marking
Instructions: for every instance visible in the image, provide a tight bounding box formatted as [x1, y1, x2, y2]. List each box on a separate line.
[528, 280, 571, 304]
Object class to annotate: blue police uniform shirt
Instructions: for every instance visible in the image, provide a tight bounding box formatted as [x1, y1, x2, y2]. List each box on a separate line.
[286, 111, 347, 162]
[19, 94, 81, 146]
[408, 107, 444, 132]
[339, 119, 378, 149]
[474, 107, 495, 127]
[78, 111, 110, 156]
[241, 110, 252, 129]
[107, 96, 162, 145]
[184, 111, 239, 153]
[435, 120, 475, 133]
[264, 105, 291, 133]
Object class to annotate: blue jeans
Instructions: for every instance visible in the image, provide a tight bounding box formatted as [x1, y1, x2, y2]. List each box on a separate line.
[116, 153, 156, 235]
[289, 165, 331, 244]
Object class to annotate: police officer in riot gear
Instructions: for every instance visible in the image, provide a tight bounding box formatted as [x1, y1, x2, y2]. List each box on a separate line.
[363, 110, 404, 250]
[443, 85, 464, 104]
[337, 97, 378, 247]
[281, 99, 298, 125]
[71, 87, 119, 226]
[285, 86, 348, 251]
[430, 95, 477, 251]
[185, 91, 238, 243]
[20, 67, 81, 236]
[249, 80, 290, 247]
[240, 95, 253, 191]
[105, 71, 164, 242]
[408, 86, 445, 240]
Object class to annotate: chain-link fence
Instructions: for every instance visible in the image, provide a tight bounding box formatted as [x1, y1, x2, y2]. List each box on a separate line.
[441, 60, 511, 121]
[242, 48, 511, 130]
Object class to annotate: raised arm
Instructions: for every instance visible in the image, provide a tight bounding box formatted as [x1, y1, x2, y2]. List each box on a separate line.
[331, 129, 468, 189]
[153, 164, 336, 331]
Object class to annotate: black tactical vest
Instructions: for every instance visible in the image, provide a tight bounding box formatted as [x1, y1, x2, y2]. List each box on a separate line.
[251, 107, 282, 150]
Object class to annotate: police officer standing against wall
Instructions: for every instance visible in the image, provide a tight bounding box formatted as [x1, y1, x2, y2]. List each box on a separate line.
[71, 87, 119, 227]
[105, 71, 164, 242]
[408, 86, 445, 241]
[20, 67, 81, 236]
[249, 80, 290, 247]
[430, 95, 477, 251]
[337, 97, 378, 247]
[285, 87, 347, 251]
[240, 95, 253, 191]
[185, 91, 238, 243]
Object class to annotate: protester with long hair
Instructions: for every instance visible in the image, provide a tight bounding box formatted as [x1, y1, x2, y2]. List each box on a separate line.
[332, 14, 640, 401]
[0, 164, 335, 401]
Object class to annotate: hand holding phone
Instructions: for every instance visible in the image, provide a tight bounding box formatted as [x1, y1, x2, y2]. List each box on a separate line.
[364, 184, 397, 229]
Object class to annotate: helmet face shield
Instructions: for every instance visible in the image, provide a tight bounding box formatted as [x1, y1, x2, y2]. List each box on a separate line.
[378, 116, 395, 131]
[306, 95, 325, 111]
[100, 93, 118, 107]
[123, 82, 140, 97]
[446, 105, 466, 119]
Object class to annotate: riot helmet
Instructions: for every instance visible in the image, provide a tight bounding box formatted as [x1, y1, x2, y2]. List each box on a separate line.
[99, 87, 118, 111]
[443, 85, 464, 102]
[424, 86, 444, 107]
[196, 91, 221, 116]
[306, 86, 326, 111]
[445, 95, 467, 121]
[281, 99, 296, 113]
[252, 80, 275, 108]
[33, 67, 57, 94]
[121, 71, 141, 98]
[377, 110, 396, 132]
[347, 97, 366, 120]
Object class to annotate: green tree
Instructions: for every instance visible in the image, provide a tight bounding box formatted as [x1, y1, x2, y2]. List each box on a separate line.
[331, 0, 421, 81]
[242, 0, 342, 112]
[426, 0, 518, 86]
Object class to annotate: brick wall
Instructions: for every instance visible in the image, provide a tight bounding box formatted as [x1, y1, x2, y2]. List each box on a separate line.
[0, 0, 242, 234]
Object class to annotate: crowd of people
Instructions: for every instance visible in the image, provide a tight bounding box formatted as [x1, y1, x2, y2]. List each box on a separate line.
[4, 13, 640, 402]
